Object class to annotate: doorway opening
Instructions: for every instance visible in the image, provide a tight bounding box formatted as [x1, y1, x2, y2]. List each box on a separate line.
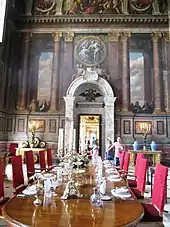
[78, 114, 101, 155]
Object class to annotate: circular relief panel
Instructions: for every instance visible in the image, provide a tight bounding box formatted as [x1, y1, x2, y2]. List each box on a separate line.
[75, 36, 107, 67]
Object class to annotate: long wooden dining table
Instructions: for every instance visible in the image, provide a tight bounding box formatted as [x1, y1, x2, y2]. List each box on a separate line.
[2, 167, 144, 227]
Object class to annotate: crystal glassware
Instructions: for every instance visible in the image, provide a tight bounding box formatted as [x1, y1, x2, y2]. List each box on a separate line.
[90, 187, 103, 207]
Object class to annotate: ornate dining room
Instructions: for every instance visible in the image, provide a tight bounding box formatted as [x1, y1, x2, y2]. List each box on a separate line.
[0, 0, 170, 226]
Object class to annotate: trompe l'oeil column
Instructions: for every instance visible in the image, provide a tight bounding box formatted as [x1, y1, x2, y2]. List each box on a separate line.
[50, 32, 62, 112]
[19, 32, 32, 110]
[152, 32, 162, 113]
[121, 32, 131, 112]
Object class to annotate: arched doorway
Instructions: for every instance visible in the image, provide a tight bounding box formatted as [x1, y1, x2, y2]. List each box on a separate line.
[64, 74, 116, 157]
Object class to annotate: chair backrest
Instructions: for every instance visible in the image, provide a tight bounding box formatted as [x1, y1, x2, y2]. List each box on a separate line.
[137, 158, 148, 194]
[25, 150, 35, 178]
[46, 148, 53, 167]
[9, 143, 18, 156]
[152, 164, 168, 213]
[119, 150, 126, 169]
[0, 160, 4, 198]
[123, 152, 130, 172]
[11, 155, 24, 190]
[39, 150, 46, 170]
[135, 153, 145, 177]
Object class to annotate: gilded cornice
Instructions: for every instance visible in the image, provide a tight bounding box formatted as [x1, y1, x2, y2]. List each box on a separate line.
[19, 15, 168, 25]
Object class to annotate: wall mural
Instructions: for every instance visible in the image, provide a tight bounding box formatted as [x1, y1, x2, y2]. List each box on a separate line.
[74, 36, 107, 66]
[34, 0, 168, 15]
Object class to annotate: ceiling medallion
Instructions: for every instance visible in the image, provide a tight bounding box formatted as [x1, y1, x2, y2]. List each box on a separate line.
[36, 0, 55, 13]
[130, 0, 152, 12]
[75, 36, 107, 67]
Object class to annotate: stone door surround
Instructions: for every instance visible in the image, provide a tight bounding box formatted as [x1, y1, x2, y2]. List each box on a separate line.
[64, 75, 116, 153]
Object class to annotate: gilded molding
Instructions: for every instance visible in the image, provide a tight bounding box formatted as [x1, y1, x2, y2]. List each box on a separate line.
[64, 32, 74, 42]
[120, 32, 131, 41]
[151, 32, 162, 42]
[108, 32, 120, 42]
[53, 32, 62, 42]
[163, 32, 170, 41]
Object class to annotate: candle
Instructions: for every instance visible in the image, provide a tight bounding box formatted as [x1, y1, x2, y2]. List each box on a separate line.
[58, 128, 64, 151]
[73, 129, 76, 150]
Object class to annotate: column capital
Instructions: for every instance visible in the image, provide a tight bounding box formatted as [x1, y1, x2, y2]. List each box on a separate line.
[108, 32, 120, 42]
[120, 32, 131, 41]
[52, 32, 62, 42]
[163, 32, 170, 41]
[23, 32, 32, 43]
[64, 32, 74, 42]
[151, 32, 162, 42]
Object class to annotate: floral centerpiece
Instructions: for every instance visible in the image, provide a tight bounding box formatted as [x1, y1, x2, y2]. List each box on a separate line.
[70, 154, 90, 169]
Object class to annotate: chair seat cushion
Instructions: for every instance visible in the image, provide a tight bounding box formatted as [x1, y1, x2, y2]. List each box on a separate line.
[131, 188, 144, 199]
[141, 203, 163, 222]
[128, 179, 137, 187]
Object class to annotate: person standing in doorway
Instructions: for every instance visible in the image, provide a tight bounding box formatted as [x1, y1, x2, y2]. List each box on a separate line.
[106, 137, 123, 166]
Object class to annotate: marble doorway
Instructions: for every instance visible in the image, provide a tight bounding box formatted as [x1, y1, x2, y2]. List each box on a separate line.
[64, 74, 116, 157]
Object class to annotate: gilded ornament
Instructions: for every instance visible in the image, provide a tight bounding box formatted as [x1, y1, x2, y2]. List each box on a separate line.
[152, 32, 162, 42]
[108, 32, 120, 42]
[163, 32, 170, 41]
[23, 33, 32, 43]
[64, 32, 74, 42]
[52, 32, 62, 42]
[120, 32, 131, 41]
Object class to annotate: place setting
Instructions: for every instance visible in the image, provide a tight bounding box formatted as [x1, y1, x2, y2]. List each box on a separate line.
[111, 187, 133, 200]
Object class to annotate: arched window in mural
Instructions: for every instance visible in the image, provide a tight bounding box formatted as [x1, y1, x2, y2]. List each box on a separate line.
[37, 52, 53, 102]
[129, 52, 145, 106]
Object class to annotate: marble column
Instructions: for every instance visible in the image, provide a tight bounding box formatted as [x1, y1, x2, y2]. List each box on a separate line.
[25, 0, 33, 15]
[164, 32, 170, 112]
[63, 96, 75, 153]
[19, 32, 32, 110]
[121, 32, 131, 112]
[104, 97, 117, 153]
[152, 32, 162, 112]
[50, 32, 62, 112]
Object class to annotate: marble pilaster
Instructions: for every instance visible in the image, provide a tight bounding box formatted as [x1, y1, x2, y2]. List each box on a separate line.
[152, 32, 162, 112]
[121, 32, 131, 111]
[50, 32, 62, 112]
[104, 96, 117, 152]
[63, 96, 75, 153]
[19, 32, 32, 110]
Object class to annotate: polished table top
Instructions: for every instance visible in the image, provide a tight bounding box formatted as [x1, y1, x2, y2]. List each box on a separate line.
[129, 150, 162, 154]
[2, 169, 144, 227]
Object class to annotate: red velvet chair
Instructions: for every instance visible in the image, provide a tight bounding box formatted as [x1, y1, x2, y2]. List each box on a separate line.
[8, 143, 18, 156]
[11, 155, 25, 194]
[25, 150, 35, 179]
[131, 158, 148, 199]
[122, 152, 130, 173]
[128, 153, 145, 187]
[39, 150, 46, 171]
[46, 148, 53, 168]
[119, 150, 126, 169]
[140, 164, 168, 223]
[0, 160, 9, 215]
